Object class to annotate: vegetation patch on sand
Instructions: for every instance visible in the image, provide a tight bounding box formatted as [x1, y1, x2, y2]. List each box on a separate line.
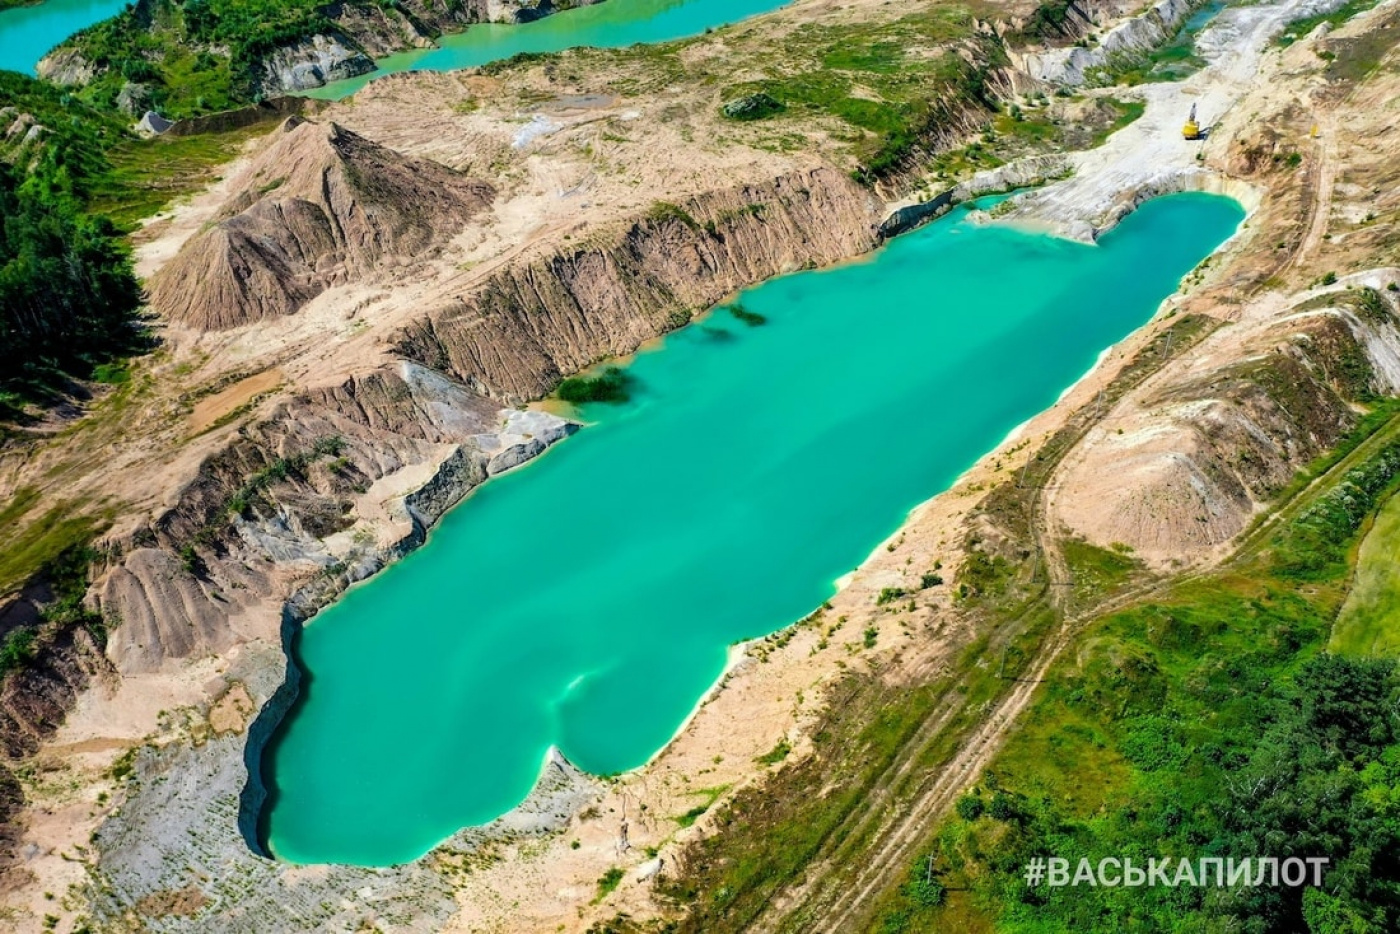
[556, 366, 634, 404]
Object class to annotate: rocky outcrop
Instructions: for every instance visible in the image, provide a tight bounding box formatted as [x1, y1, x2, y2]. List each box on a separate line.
[1021, 0, 1197, 84]
[149, 118, 495, 330]
[115, 81, 154, 117]
[255, 32, 377, 94]
[396, 167, 882, 401]
[0, 620, 112, 758]
[35, 47, 97, 87]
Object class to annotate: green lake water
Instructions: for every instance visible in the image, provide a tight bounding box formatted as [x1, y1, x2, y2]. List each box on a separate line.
[0, 0, 788, 83]
[261, 193, 1245, 866]
[0, 0, 127, 75]
[302, 0, 792, 100]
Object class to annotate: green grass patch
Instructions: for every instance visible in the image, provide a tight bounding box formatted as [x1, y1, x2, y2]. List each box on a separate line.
[1060, 537, 1143, 611]
[595, 866, 625, 902]
[645, 200, 700, 231]
[1331, 486, 1400, 656]
[90, 118, 285, 230]
[1277, 0, 1380, 47]
[90, 361, 131, 385]
[675, 785, 730, 828]
[756, 740, 791, 765]
[0, 504, 107, 596]
[1088, 99, 1146, 147]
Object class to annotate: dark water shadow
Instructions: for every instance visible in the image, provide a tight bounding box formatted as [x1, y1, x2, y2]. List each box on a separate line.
[236, 608, 309, 859]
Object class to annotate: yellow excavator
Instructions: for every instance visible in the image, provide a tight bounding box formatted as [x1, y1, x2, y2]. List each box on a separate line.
[1183, 103, 1203, 140]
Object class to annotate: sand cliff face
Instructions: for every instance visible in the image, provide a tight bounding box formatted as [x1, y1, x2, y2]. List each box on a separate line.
[149, 118, 494, 330]
[1051, 290, 1400, 566]
[396, 168, 881, 400]
[1021, 0, 1200, 84]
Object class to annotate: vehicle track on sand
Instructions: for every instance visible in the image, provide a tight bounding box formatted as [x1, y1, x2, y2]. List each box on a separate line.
[1293, 112, 1338, 270]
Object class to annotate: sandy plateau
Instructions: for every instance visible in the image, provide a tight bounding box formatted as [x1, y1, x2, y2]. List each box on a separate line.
[1, 0, 1400, 929]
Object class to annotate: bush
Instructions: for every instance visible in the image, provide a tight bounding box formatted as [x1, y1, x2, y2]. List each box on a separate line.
[556, 367, 633, 404]
[904, 876, 945, 908]
[721, 92, 785, 121]
[955, 794, 984, 821]
[0, 628, 37, 674]
[876, 587, 907, 605]
[596, 867, 625, 899]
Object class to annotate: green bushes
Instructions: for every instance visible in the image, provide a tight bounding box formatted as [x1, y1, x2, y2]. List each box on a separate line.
[556, 367, 633, 405]
[645, 201, 700, 231]
[876, 587, 907, 605]
[1014, 0, 1079, 42]
[595, 867, 624, 900]
[756, 740, 791, 765]
[1272, 441, 1400, 580]
[0, 166, 144, 407]
[60, 0, 346, 117]
[721, 92, 785, 121]
[0, 630, 37, 675]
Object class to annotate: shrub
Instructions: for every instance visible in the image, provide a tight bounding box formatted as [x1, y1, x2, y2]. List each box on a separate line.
[876, 587, 907, 605]
[596, 867, 625, 899]
[955, 794, 984, 821]
[721, 92, 785, 121]
[556, 367, 633, 404]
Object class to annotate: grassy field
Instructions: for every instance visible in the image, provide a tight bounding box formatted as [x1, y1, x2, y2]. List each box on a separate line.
[89, 117, 285, 229]
[1330, 487, 1400, 656]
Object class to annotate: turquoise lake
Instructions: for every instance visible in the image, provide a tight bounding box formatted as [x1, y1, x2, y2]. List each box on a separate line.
[261, 193, 1245, 866]
[0, 0, 126, 75]
[0, 0, 788, 80]
[302, 0, 792, 99]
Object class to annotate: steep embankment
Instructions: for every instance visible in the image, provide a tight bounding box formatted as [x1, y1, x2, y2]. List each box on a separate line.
[396, 168, 881, 399]
[149, 117, 494, 329]
[1052, 283, 1400, 567]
